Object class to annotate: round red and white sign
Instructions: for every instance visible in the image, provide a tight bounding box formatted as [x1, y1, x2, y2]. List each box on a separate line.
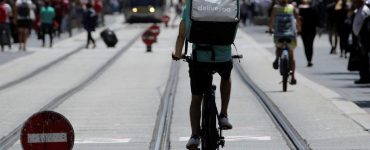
[21, 111, 74, 150]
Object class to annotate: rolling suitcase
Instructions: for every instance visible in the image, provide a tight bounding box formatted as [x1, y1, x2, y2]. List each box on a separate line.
[100, 28, 118, 47]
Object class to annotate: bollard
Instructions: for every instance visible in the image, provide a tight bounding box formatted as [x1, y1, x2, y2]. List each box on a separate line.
[162, 15, 170, 28]
[142, 30, 156, 52]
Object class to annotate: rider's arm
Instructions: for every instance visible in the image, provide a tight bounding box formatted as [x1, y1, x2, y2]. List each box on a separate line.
[268, 6, 276, 33]
[173, 20, 186, 60]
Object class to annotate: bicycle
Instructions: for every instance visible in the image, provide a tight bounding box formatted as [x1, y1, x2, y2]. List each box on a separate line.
[178, 54, 242, 150]
[266, 31, 293, 92]
[278, 38, 291, 92]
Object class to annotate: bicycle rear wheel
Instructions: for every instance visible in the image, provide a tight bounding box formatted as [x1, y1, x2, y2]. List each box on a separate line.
[201, 97, 219, 150]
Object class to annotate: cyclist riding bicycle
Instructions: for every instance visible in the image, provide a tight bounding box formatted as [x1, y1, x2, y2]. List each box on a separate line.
[268, 0, 301, 85]
[172, 0, 234, 149]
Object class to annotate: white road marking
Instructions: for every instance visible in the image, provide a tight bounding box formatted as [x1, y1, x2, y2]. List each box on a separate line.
[74, 138, 131, 144]
[179, 136, 271, 142]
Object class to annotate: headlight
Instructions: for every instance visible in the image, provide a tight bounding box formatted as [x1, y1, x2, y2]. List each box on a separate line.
[149, 7, 155, 13]
[132, 7, 138, 13]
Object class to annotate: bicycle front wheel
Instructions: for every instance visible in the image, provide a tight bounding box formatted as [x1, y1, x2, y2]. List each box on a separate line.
[280, 58, 289, 92]
[201, 99, 219, 150]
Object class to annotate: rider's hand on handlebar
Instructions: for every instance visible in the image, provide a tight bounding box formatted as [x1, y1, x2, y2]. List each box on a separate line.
[172, 53, 182, 61]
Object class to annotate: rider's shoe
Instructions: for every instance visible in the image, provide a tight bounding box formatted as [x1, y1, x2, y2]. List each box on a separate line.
[186, 134, 200, 149]
[273, 60, 279, 70]
[219, 113, 233, 130]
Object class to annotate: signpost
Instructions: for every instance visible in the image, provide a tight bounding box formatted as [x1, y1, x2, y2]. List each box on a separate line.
[21, 111, 74, 150]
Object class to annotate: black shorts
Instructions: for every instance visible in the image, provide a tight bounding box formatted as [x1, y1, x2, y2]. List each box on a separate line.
[189, 61, 233, 96]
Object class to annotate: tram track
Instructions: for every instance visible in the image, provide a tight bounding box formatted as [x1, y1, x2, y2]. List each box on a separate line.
[234, 62, 311, 150]
[148, 57, 310, 150]
[150, 61, 180, 150]
[0, 28, 145, 149]
[0, 25, 127, 92]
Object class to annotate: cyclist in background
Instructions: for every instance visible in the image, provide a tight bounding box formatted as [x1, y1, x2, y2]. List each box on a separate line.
[268, 0, 301, 85]
[172, 0, 234, 149]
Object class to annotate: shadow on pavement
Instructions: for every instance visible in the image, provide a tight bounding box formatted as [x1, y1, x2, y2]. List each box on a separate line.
[342, 85, 370, 88]
[315, 72, 358, 76]
[331, 78, 357, 81]
[354, 101, 370, 108]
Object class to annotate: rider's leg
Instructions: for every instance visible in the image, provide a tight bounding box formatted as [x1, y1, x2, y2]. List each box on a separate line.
[289, 47, 296, 84]
[220, 77, 231, 115]
[273, 46, 282, 69]
[190, 95, 202, 135]
[218, 62, 233, 129]
[187, 62, 208, 148]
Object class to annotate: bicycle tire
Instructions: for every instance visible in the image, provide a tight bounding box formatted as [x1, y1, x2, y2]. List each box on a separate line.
[201, 95, 219, 150]
[282, 74, 288, 92]
[280, 58, 289, 92]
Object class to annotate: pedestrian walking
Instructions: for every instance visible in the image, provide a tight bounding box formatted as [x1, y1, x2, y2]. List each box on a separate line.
[299, 0, 319, 67]
[40, 0, 55, 47]
[61, 0, 72, 37]
[52, 0, 63, 37]
[93, 0, 104, 26]
[352, 0, 370, 84]
[0, 0, 12, 51]
[326, 0, 339, 54]
[171, 0, 184, 27]
[15, 0, 35, 51]
[334, 0, 350, 58]
[239, 0, 248, 26]
[83, 2, 97, 49]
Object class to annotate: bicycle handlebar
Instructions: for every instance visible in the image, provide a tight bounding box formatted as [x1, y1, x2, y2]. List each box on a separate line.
[173, 55, 243, 62]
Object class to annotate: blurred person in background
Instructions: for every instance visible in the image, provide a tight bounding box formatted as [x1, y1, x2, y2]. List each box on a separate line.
[61, 0, 72, 37]
[83, 2, 97, 49]
[15, 0, 35, 51]
[40, 0, 55, 47]
[334, 0, 351, 58]
[93, 0, 104, 26]
[171, 0, 185, 27]
[299, 0, 319, 67]
[240, 0, 248, 26]
[52, 0, 63, 37]
[352, 0, 370, 84]
[326, 0, 339, 54]
[0, 0, 13, 50]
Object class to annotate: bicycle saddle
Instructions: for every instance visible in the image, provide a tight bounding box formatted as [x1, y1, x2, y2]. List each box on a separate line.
[278, 38, 292, 43]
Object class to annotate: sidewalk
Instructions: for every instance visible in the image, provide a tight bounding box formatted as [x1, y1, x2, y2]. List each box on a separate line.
[236, 28, 370, 149]
[244, 26, 370, 113]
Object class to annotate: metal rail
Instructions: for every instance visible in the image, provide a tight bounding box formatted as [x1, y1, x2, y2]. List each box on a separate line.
[0, 26, 126, 92]
[0, 29, 143, 149]
[234, 63, 311, 150]
[149, 61, 180, 150]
